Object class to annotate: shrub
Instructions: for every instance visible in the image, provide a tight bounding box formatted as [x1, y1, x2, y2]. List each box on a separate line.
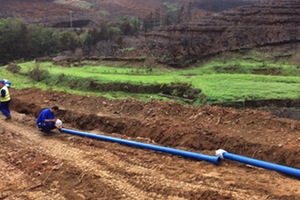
[28, 66, 49, 81]
[6, 62, 21, 73]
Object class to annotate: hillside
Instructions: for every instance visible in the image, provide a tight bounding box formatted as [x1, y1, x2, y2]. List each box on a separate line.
[146, 0, 300, 66]
[1, 0, 295, 68]
[0, 0, 103, 27]
[57, 0, 257, 19]
[0, 0, 256, 27]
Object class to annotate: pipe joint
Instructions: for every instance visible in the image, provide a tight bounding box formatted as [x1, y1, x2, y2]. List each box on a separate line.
[216, 149, 227, 159]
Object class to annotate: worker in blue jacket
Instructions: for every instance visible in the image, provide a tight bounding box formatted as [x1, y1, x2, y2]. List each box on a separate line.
[36, 105, 61, 134]
[0, 80, 11, 120]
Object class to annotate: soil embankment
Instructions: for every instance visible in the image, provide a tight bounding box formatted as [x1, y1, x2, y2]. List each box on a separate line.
[215, 98, 300, 120]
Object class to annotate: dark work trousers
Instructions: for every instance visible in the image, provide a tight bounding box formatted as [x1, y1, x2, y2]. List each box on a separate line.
[37, 122, 56, 133]
[0, 100, 11, 118]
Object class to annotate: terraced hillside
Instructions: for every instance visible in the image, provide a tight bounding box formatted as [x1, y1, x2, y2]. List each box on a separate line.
[145, 0, 300, 66]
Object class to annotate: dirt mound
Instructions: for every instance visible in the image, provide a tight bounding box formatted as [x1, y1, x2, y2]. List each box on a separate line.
[1, 88, 300, 199]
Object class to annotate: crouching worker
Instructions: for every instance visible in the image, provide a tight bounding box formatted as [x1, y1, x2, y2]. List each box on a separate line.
[0, 80, 11, 120]
[36, 105, 62, 135]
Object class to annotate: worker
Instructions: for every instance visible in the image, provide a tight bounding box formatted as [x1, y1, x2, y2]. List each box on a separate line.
[0, 80, 11, 120]
[36, 105, 62, 134]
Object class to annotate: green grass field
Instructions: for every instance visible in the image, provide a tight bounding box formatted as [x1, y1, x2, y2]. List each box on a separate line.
[1, 55, 299, 105]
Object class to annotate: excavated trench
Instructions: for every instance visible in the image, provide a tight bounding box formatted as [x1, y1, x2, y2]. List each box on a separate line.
[10, 91, 300, 171]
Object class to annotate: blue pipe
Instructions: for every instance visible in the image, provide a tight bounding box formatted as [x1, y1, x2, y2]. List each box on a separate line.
[60, 128, 220, 165]
[216, 149, 300, 178]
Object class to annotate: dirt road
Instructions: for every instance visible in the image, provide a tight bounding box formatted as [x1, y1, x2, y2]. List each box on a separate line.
[0, 88, 300, 199]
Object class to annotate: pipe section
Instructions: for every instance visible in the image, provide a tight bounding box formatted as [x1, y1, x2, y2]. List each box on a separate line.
[60, 128, 220, 165]
[216, 149, 300, 178]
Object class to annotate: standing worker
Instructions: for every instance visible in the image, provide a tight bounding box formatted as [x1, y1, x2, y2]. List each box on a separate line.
[36, 105, 62, 134]
[0, 80, 11, 120]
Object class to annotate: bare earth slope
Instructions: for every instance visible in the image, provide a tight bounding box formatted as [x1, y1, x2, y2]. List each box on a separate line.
[0, 88, 299, 199]
[0, 0, 102, 27]
[146, 0, 300, 66]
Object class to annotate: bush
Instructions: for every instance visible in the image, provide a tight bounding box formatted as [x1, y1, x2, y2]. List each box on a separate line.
[28, 66, 49, 81]
[6, 62, 21, 73]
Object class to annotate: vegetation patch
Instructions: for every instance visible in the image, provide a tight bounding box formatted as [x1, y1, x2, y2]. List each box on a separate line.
[55, 76, 201, 100]
[7, 63, 21, 74]
[28, 67, 49, 82]
[2, 53, 300, 106]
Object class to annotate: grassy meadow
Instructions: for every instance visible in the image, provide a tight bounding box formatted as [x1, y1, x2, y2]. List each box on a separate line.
[1, 53, 300, 105]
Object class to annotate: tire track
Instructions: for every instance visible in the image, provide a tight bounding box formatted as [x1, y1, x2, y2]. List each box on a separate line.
[76, 144, 255, 199]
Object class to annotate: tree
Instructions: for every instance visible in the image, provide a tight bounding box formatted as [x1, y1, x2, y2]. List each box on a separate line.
[0, 18, 80, 64]
[0, 18, 25, 63]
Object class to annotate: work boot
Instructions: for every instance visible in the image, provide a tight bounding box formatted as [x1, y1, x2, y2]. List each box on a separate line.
[5, 116, 11, 121]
